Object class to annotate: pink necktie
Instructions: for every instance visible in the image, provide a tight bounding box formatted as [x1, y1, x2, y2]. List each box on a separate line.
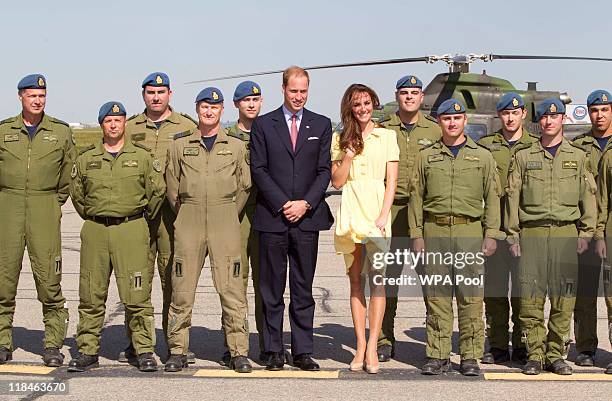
[290, 114, 298, 151]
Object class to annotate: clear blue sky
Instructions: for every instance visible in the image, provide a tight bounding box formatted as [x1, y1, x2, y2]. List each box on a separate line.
[1, 0, 611, 123]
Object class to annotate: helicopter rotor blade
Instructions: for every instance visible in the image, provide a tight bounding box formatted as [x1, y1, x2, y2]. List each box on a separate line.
[489, 54, 612, 62]
[184, 56, 430, 84]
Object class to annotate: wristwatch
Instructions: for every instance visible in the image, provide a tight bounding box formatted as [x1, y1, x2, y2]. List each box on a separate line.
[304, 201, 312, 210]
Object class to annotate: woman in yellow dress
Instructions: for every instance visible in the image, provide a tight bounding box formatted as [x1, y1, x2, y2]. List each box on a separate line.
[331, 84, 399, 373]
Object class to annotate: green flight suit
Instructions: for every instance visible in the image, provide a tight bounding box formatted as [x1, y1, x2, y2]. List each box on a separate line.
[594, 148, 612, 353]
[506, 138, 596, 365]
[378, 112, 441, 349]
[165, 128, 251, 357]
[409, 136, 503, 360]
[571, 132, 612, 354]
[70, 140, 165, 356]
[478, 129, 537, 352]
[227, 122, 263, 350]
[125, 109, 197, 339]
[0, 113, 75, 351]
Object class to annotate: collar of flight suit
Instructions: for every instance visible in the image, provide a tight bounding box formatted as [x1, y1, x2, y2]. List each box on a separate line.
[187, 126, 230, 145]
[92, 137, 137, 160]
[490, 129, 536, 147]
[435, 134, 478, 157]
[581, 130, 612, 151]
[134, 106, 182, 128]
[12, 113, 53, 134]
[531, 137, 574, 159]
[386, 112, 431, 130]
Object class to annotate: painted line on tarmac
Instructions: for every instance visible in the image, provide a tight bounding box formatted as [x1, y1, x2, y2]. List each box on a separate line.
[193, 369, 339, 379]
[0, 364, 56, 375]
[484, 372, 612, 381]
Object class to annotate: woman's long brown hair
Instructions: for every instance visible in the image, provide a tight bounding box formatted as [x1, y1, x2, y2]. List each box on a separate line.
[339, 83, 380, 156]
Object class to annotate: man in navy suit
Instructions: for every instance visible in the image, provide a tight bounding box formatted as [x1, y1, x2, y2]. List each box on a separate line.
[250, 66, 334, 371]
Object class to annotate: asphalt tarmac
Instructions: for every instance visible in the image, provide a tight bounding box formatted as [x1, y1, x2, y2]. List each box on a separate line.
[2, 196, 611, 400]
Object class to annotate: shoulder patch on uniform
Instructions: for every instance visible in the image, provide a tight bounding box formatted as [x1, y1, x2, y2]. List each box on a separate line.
[227, 129, 245, 141]
[569, 141, 588, 153]
[173, 130, 192, 140]
[0, 117, 16, 125]
[424, 114, 438, 123]
[476, 142, 494, 153]
[48, 117, 69, 127]
[133, 141, 151, 152]
[571, 132, 591, 143]
[152, 159, 162, 172]
[180, 113, 198, 125]
[78, 144, 95, 155]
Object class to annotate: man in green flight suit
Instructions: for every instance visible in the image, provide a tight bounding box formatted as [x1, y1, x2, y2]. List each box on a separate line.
[506, 98, 596, 375]
[122, 72, 197, 363]
[478, 93, 537, 365]
[571, 90, 612, 367]
[220, 80, 265, 365]
[164, 87, 252, 373]
[593, 124, 612, 375]
[68, 101, 165, 372]
[377, 74, 441, 362]
[409, 98, 503, 376]
[0, 74, 75, 367]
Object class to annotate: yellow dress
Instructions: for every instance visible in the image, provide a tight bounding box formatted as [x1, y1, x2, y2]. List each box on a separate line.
[331, 127, 400, 273]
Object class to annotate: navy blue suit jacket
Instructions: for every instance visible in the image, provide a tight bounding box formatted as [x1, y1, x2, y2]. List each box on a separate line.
[250, 106, 334, 233]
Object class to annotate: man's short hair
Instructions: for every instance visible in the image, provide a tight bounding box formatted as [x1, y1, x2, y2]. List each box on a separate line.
[282, 66, 309, 86]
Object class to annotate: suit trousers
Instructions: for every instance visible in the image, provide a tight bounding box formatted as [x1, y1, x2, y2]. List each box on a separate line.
[258, 227, 319, 356]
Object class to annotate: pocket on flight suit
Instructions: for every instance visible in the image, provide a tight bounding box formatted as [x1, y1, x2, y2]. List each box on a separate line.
[47, 256, 62, 285]
[214, 159, 238, 196]
[523, 170, 545, 206]
[127, 270, 148, 305]
[558, 169, 579, 206]
[211, 257, 241, 293]
[457, 164, 483, 203]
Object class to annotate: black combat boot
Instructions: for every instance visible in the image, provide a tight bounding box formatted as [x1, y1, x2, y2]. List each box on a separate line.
[67, 353, 99, 372]
[42, 347, 64, 367]
[421, 358, 450, 375]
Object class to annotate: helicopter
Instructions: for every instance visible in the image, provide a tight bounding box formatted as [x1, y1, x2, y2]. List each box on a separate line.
[186, 53, 612, 141]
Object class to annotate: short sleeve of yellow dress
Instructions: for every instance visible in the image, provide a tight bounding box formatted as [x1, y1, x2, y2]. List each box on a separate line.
[333, 127, 398, 275]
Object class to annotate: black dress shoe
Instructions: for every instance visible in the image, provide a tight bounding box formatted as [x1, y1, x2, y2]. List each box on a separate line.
[481, 348, 510, 364]
[42, 347, 64, 367]
[511, 348, 527, 364]
[522, 360, 542, 375]
[0, 347, 12, 364]
[67, 353, 99, 372]
[118, 344, 136, 363]
[546, 359, 572, 375]
[292, 354, 320, 371]
[186, 350, 196, 364]
[575, 351, 595, 367]
[460, 359, 481, 376]
[229, 355, 252, 373]
[219, 350, 231, 367]
[265, 352, 284, 371]
[137, 352, 157, 372]
[605, 362, 612, 374]
[377, 344, 394, 362]
[164, 354, 188, 372]
[421, 358, 450, 375]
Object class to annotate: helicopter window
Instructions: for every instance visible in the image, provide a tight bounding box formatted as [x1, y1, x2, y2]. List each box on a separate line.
[460, 90, 476, 109]
[464, 124, 488, 142]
